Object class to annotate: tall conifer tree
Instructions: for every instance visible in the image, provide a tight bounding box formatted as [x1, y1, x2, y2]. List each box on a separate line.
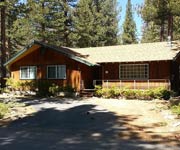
[141, 0, 180, 41]
[0, 0, 6, 87]
[73, 0, 119, 48]
[122, 0, 137, 44]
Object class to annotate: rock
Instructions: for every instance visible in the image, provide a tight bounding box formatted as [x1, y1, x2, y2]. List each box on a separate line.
[164, 114, 176, 120]
[15, 91, 21, 96]
[173, 121, 180, 127]
[170, 98, 180, 106]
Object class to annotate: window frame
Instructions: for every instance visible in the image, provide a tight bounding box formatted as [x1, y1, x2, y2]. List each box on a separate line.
[47, 65, 66, 79]
[119, 63, 149, 80]
[20, 66, 37, 80]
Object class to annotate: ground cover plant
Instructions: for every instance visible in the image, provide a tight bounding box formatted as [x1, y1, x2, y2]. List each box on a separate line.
[0, 103, 9, 119]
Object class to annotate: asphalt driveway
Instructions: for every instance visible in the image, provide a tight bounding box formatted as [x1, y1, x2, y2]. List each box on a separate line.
[0, 97, 179, 150]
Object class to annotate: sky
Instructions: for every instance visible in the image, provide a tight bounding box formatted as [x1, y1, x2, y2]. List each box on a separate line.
[118, 0, 144, 40]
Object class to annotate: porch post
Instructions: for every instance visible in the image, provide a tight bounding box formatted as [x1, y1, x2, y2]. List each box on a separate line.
[120, 80, 122, 89]
[134, 80, 136, 90]
[147, 80, 150, 89]
[106, 80, 109, 88]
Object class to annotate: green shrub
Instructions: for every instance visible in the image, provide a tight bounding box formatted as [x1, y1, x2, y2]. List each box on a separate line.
[112, 87, 121, 98]
[153, 88, 171, 100]
[49, 83, 60, 96]
[101, 88, 110, 98]
[21, 81, 36, 91]
[161, 89, 171, 100]
[5, 78, 22, 91]
[94, 85, 103, 97]
[63, 85, 75, 93]
[122, 89, 136, 99]
[135, 90, 154, 100]
[36, 80, 52, 96]
[170, 104, 180, 115]
[94, 86, 171, 100]
[0, 103, 9, 119]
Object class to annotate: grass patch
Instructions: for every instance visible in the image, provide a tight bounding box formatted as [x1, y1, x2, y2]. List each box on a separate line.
[0, 103, 9, 119]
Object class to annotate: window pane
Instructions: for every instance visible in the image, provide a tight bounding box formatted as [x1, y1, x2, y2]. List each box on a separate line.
[21, 67, 29, 79]
[29, 66, 36, 79]
[57, 65, 66, 79]
[47, 65, 66, 79]
[20, 66, 36, 79]
[120, 64, 149, 80]
[48, 66, 56, 78]
[61, 65, 66, 79]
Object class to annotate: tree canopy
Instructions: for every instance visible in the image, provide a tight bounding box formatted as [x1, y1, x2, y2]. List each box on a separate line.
[141, 0, 180, 42]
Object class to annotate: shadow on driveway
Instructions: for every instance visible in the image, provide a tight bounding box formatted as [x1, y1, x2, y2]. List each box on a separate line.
[0, 99, 179, 150]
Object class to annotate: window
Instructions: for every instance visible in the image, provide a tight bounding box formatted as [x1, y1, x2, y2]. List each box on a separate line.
[119, 64, 149, 80]
[47, 65, 66, 79]
[20, 66, 37, 79]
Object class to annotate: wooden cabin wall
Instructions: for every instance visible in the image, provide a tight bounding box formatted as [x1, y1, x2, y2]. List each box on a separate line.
[171, 54, 180, 93]
[101, 61, 171, 80]
[9, 48, 94, 91]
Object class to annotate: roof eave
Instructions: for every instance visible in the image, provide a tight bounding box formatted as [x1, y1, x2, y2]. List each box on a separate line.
[4, 40, 36, 67]
[4, 40, 96, 67]
[34, 41, 96, 66]
[97, 59, 173, 64]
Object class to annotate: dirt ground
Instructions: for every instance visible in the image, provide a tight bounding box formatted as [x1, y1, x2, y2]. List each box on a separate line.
[0, 96, 180, 149]
[87, 97, 180, 146]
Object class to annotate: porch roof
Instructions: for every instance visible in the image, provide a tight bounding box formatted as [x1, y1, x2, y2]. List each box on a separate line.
[72, 41, 180, 63]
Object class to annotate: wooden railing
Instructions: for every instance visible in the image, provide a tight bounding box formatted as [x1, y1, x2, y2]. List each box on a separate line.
[93, 79, 171, 90]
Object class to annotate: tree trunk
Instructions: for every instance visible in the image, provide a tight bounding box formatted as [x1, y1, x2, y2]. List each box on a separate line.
[160, 23, 165, 41]
[1, 0, 6, 88]
[168, 14, 173, 41]
[41, 2, 46, 42]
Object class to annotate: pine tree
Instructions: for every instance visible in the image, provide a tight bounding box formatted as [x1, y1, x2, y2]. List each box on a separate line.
[72, 0, 97, 47]
[73, 0, 119, 48]
[141, 22, 160, 43]
[0, 0, 6, 87]
[141, 0, 180, 41]
[173, 16, 180, 40]
[48, 0, 77, 47]
[25, 0, 76, 47]
[122, 0, 137, 44]
[98, 0, 119, 46]
[7, 0, 31, 54]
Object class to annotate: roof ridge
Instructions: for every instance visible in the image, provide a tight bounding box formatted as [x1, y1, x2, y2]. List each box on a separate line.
[71, 41, 168, 50]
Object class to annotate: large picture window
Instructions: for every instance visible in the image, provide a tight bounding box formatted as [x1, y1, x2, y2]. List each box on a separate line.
[20, 66, 37, 79]
[119, 64, 149, 80]
[47, 65, 66, 79]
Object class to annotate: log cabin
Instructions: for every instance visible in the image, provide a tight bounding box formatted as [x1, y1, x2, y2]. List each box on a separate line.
[4, 40, 180, 93]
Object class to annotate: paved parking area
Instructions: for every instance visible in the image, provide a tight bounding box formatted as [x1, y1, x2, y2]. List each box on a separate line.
[0, 97, 179, 150]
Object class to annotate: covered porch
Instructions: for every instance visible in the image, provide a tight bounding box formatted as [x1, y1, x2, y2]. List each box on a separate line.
[93, 79, 171, 90]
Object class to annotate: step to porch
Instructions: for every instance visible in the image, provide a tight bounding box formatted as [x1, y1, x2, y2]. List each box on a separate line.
[80, 89, 95, 97]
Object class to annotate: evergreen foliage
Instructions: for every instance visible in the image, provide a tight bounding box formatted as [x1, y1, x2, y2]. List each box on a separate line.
[141, 21, 160, 43]
[73, 0, 119, 48]
[1, 0, 119, 54]
[122, 0, 137, 44]
[141, 0, 180, 42]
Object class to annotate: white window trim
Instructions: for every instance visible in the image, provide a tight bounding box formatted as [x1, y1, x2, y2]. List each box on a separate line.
[20, 66, 37, 80]
[47, 65, 66, 79]
[119, 63, 149, 80]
